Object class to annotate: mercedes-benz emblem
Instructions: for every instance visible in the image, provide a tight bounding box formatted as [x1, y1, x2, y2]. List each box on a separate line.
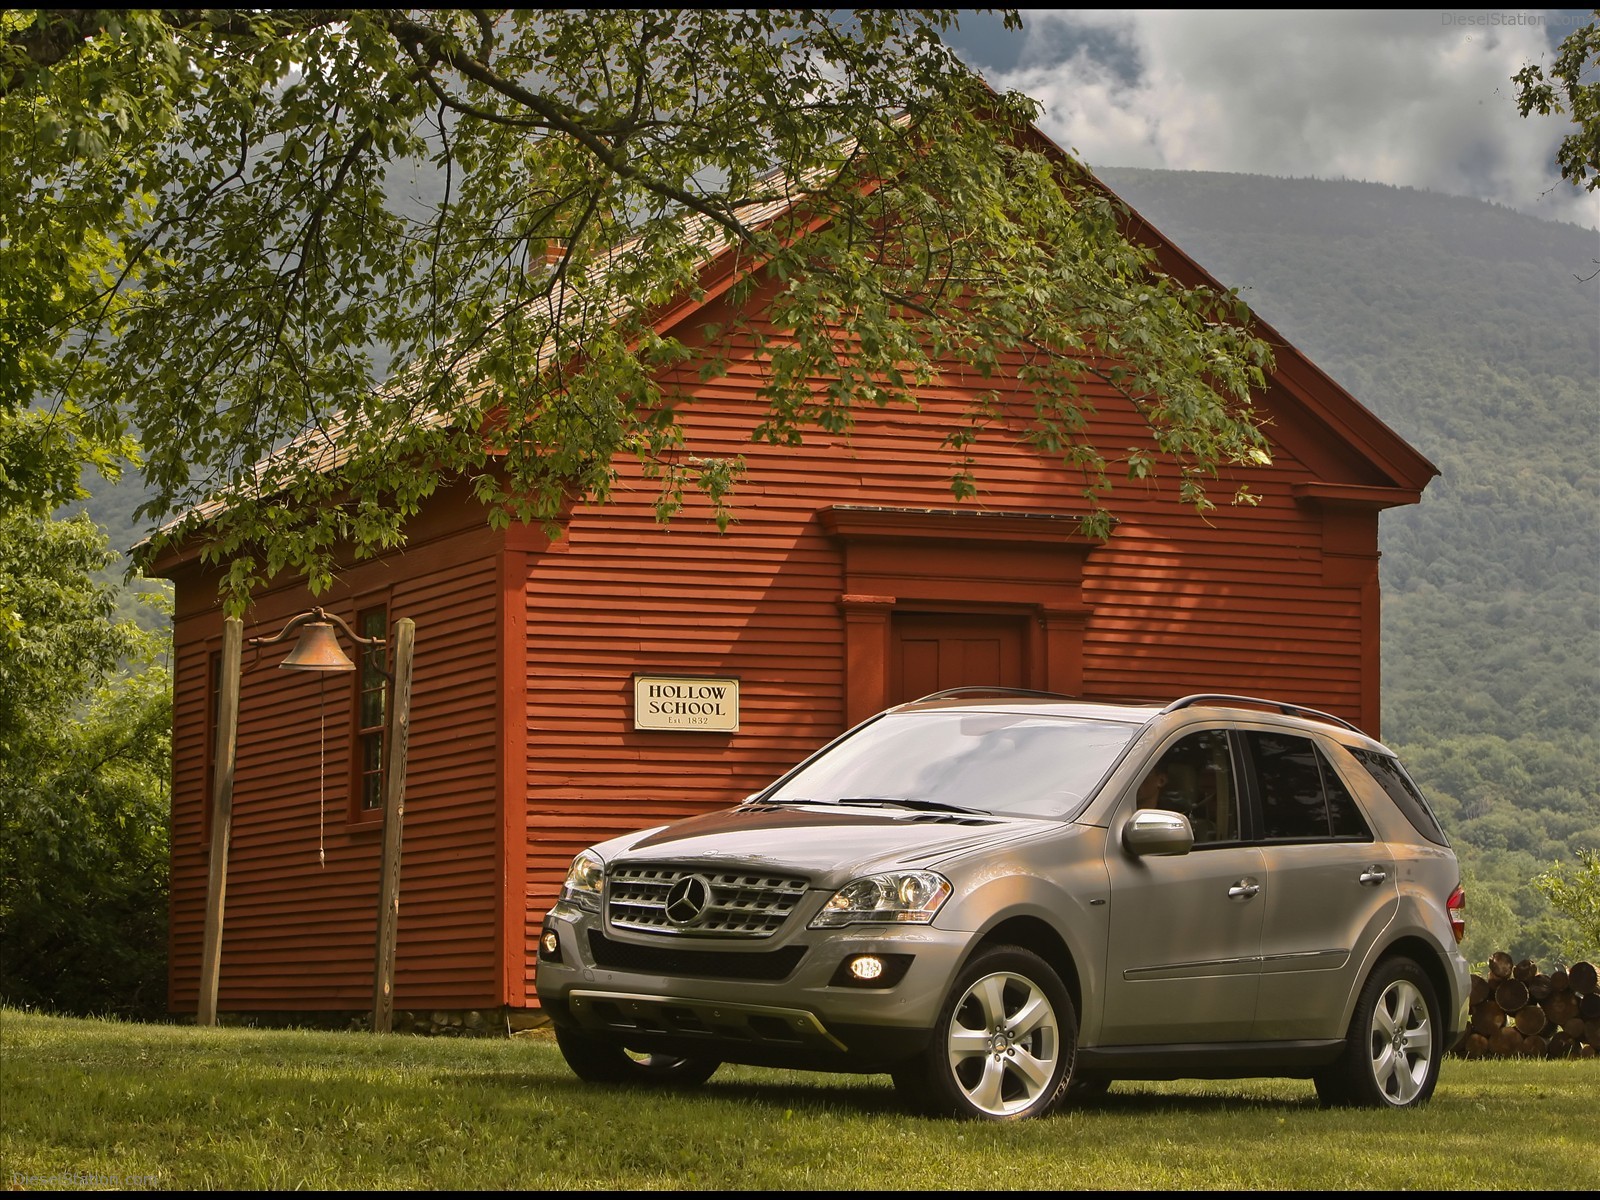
[664, 874, 714, 926]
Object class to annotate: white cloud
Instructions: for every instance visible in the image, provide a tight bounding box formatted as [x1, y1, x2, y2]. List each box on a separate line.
[988, 8, 1599, 229]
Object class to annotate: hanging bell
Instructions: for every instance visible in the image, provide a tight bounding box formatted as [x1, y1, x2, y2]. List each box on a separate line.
[278, 620, 357, 672]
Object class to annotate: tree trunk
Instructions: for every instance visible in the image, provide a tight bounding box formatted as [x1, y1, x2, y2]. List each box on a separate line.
[1495, 979, 1529, 1012]
[1470, 1001, 1507, 1037]
[1451, 954, 1600, 1059]
[1546, 990, 1579, 1025]
[1513, 1003, 1547, 1037]
[1488, 1026, 1523, 1057]
[1469, 974, 1492, 1007]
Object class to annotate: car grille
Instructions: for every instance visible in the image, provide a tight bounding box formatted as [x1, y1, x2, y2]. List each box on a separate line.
[586, 931, 808, 980]
[606, 864, 811, 938]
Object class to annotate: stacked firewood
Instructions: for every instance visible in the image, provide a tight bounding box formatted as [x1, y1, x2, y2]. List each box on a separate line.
[1453, 953, 1598, 1059]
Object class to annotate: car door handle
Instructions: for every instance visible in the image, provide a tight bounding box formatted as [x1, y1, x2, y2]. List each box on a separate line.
[1359, 867, 1388, 886]
[1227, 879, 1260, 899]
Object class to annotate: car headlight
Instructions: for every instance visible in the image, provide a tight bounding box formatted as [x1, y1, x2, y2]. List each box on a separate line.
[810, 870, 951, 928]
[561, 849, 605, 912]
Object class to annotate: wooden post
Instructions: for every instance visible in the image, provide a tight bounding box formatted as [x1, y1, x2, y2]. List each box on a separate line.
[372, 618, 414, 1033]
[197, 617, 242, 1026]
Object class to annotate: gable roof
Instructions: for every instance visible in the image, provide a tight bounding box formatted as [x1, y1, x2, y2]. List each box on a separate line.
[1095, 175, 1437, 498]
[147, 109, 1436, 554]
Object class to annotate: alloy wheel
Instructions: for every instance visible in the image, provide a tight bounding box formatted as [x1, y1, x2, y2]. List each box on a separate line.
[1367, 977, 1433, 1105]
[945, 969, 1063, 1117]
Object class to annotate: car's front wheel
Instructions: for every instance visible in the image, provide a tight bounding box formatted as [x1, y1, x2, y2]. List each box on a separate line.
[1314, 957, 1441, 1108]
[895, 945, 1076, 1120]
[553, 1025, 720, 1087]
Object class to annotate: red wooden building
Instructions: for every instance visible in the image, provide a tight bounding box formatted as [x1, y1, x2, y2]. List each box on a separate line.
[152, 165, 1437, 1025]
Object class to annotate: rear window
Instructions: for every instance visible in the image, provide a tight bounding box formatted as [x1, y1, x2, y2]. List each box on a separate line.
[1348, 748, 1450, 847]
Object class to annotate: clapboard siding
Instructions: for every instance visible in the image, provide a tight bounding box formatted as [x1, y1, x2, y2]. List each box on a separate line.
[166, 497, 506, 1013]
[513, 296, 1411, 988]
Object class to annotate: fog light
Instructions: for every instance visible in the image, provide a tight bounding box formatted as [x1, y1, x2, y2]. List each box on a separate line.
[828, 952, 914, 988]
[848, 954, 885, 982]
[540, 929, 560, 957]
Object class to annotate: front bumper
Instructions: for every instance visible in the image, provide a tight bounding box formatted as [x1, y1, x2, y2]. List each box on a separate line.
[535, 901, 972, 1071]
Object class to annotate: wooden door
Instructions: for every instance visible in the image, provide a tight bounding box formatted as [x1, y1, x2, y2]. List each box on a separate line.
[890, 612, 1028, 705]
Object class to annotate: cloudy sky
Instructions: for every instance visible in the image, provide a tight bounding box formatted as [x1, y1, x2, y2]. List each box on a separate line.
[944, 8, 1599, 230]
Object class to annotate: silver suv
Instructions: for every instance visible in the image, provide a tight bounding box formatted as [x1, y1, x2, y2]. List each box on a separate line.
[536, 692, 1470, 1120]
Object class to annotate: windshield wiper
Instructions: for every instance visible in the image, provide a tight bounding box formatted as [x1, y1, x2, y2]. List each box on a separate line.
[757, 795, 983, 816]
[835, 796, 980, 815]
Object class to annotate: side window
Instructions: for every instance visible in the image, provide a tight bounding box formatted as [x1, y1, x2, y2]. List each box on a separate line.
[1324, 761, 1370, 839]
[1246, 731, 1371, 841]
[1134, 730, 1237, 845]
[1349, 748, 1449, 846]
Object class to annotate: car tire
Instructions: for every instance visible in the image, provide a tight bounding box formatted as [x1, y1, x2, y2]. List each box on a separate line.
[895, 945, 1076, 1121]
[1314, 957, 1441, 1109]
[553, 1024, 720, 1087]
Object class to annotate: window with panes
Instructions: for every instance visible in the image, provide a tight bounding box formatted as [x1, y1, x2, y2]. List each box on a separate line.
[354, 607, 388, 813]
[202, 649, 222, 840]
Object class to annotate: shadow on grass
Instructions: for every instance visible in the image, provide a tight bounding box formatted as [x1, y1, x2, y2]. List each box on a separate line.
[424, 1063, 1327, 1121]
[1066, 1088, 1326, 1115]
[426, 1065, 909, 1118]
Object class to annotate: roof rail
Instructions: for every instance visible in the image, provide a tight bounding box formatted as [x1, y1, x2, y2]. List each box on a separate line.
[1161, 694, 1364, 734]
[911, 686, 1077, 703]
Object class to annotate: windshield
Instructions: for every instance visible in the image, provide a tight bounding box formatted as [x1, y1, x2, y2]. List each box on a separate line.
[763, 710, 1142, 820]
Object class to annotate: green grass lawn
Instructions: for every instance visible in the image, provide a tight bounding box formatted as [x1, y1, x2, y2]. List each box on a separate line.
[2, 1008, 1595, 1190]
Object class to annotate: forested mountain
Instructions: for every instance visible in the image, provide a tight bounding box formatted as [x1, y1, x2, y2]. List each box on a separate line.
[1098, 168, 1599, 962]
[81, 169, 1598, 963]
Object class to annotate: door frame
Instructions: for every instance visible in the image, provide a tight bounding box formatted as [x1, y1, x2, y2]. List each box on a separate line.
[888, 608, 1036, 705]
[821, 505, 1101, 725]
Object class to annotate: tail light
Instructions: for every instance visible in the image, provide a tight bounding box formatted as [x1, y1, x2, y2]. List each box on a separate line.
[1447, 884, 1466, 944]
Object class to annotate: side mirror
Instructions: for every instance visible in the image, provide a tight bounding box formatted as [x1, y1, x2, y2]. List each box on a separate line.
[1122, 809, 1194, 857]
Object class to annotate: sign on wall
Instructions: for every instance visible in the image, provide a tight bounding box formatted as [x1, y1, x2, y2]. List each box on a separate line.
[633, 674, 740, 732]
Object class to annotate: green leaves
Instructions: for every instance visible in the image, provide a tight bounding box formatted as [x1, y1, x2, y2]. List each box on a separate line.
[10, 9, 1278, 610]
[1533, 849, 1600, 962]
[0, 578, 170, 1017]
[1512, 13, 1600, 191]
[0, 510, 136, 747]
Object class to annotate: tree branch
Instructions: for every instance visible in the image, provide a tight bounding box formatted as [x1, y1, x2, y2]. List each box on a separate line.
[378, 11, 762, 248]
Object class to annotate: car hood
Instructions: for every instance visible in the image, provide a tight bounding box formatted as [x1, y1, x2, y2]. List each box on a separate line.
[595, 802, 1051, 885]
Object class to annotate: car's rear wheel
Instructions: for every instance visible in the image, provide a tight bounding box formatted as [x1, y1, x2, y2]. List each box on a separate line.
[895, 945, 1076, 1120]
[554, 1025, 720, 1087]
[1314, 957, 1440, 1109]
